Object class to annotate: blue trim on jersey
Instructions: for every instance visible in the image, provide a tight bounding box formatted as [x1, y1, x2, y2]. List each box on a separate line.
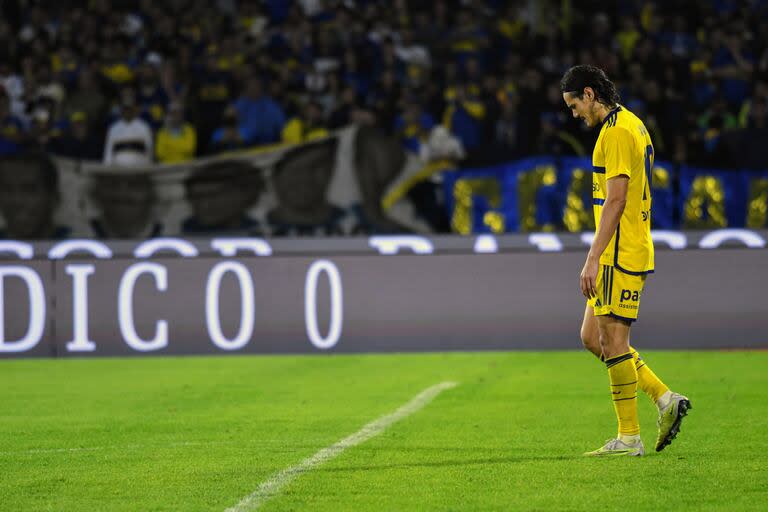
[593, 166, 606, 174]
[593, 198, 606, 205]
[600, 105, 623, 128]
[615, 264, 655, 276]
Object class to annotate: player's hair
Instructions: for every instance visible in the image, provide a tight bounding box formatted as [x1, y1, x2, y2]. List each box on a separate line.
[560, 65, 620, 107]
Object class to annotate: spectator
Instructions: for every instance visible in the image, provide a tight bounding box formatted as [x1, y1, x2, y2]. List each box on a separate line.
[210, 105, 248, 153]
[136, 62, 169, 130]
[494, 92, 519, 157]
[281, 101, 329, 144]
[155, 102, 197, 163]
[712, 28, 755, 107]
[53, 45, 81, 87]
[0, 60, 26, 121]
[103, 96, 154, 166]
[191, 54, 234, 153]
[61, 68, 109, 133]
[99, 37, 136, 86]
[369, 69, 401, 131]
[737, 97, 768, 169]
[28, 105, 61, 152]
[341, 49, 370, 99]
[32, 61, 66, 116]
[535, 112, 584, 157]
[0, 88, 25, 155]
[448, 7, 488, 64]
[50, 111, 102, 160]
[443, 83, 486, 152]
[329, 85, 359, 128]
[515, 68, 547, 156]
[0, 152, 70, 240]
[394, 100, 435, 154]
[395, 27, 431, 86]
[689, 113, 732, 168]
[232, 75, 286, 145]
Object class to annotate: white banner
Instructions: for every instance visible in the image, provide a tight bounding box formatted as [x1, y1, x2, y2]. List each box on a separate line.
[0, 126, 451, 240]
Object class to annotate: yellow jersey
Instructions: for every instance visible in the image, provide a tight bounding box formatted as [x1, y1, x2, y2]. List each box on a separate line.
[592, 105, 654, 274]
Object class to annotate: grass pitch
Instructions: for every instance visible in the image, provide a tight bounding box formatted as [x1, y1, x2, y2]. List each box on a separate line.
[1, 351, 766, 511]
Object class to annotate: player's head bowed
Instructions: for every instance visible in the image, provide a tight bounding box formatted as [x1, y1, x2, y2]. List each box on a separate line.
[560, 65, 621, 107]
[561, 65, 621, 127]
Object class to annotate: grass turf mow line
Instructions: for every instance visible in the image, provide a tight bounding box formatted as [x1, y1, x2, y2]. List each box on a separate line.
[225, 381, 458, 512]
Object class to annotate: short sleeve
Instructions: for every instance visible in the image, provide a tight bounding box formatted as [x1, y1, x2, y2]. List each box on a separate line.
[602, 127, 635, 180]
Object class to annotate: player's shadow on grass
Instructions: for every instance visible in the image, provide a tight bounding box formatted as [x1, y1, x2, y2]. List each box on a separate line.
[315, 455, 574, 473]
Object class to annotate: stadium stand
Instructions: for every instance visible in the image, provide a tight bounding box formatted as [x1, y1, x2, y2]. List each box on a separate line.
[0, 0, 767, 238]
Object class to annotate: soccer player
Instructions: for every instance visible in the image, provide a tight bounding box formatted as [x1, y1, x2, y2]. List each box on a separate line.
[560, 65, 691, 456]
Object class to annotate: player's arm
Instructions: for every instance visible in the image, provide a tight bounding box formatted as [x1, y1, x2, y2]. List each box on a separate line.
[580, 176, 628, 298]
[580, 126, 634, 299]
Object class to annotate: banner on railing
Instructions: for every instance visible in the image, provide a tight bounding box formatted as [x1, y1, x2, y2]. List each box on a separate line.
[1, 136, 767, 239]
[0, 126, 446, 240]
[443, 159, 768, 233]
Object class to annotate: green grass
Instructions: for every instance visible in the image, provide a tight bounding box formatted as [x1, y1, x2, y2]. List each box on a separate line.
[1, 351, 766, 511]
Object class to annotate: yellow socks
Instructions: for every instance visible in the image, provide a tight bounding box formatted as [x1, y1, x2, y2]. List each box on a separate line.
[629, 346, 670, 404]
[605, 352, 640, 436]
[596, 346, 671, 406]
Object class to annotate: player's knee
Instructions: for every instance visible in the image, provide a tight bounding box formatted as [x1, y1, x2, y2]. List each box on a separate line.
[598, 332, 629, 359]
[580, 327, 600, 355]
[598, 333, 611, 351]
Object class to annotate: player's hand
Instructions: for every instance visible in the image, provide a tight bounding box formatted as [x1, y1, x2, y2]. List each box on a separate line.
[580, 256, 599, 299]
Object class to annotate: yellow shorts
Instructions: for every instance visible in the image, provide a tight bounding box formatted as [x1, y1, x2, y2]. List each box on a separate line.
[587, 265, 648, 323]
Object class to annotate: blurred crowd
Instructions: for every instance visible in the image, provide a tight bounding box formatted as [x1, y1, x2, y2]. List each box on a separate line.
[0, 0, 767, 168]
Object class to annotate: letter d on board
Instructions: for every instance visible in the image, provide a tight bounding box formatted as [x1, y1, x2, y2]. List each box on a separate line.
[0, 266, 45, 353]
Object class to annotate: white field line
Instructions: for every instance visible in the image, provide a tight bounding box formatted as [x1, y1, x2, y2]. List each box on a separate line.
[225, 381, 459, 512]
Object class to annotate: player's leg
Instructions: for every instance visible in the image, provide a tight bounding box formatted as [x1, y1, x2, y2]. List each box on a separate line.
[579, 304, 602, 359]
[586, 267, 667, 401]
[606, 270, 691, 452]
[629, 345, 669, 404]
[628, 343, 691, 451]
[585, 312, 670, 403]
[584, 314, 644, 456]
[584, 298, 667, 397]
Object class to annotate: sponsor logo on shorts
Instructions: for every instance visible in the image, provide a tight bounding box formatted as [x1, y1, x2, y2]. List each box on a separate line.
[620, 289, 640, 303]
[618, 289, 640, 310]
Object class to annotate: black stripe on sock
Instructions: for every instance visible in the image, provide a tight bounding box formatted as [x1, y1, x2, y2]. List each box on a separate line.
[636, 362, 646, 370]
[610, 381, 638, 386]
[605, 353, 633, 368]
[612, 396, 638, 402]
